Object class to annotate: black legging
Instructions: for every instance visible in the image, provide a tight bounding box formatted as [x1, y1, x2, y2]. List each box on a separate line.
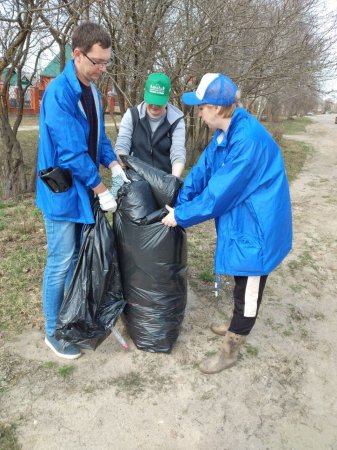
[228, 275, 268, 336]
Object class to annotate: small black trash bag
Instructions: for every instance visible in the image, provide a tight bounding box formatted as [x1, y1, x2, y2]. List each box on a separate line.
[115, 156, 187, 353]
[55, 201, 126, 350]
[120, 155, 182, 208]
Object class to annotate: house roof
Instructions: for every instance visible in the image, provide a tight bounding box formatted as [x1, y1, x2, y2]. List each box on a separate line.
[40, 44, 72, 77]
[2, 68, 30, 86]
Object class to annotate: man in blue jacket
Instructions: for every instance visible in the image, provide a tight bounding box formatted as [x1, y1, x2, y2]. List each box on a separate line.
[36, 22, 128, 359]
[162, 73, 292, 373]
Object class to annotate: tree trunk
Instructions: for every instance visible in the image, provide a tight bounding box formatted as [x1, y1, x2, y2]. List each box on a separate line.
[0, 117, 27, 199]
[185, 108, 209, 167]
[28, 150, 38, 193]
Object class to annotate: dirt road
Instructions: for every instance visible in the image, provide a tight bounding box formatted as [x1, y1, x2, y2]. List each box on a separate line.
[1, 114, 337, 449]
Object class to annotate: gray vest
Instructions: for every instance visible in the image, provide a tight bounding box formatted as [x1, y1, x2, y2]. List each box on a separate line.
[129, 107, 181, 173]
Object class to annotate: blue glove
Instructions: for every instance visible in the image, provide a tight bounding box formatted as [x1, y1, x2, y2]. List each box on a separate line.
[110, 175, 124, 198]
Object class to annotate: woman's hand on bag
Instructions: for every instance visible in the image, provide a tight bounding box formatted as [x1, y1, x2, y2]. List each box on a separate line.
[162, 205, 177, 227]
[111, 164, 130, 183]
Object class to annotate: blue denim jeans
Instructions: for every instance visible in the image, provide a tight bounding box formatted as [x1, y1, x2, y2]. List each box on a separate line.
[42, 218, 83, 336]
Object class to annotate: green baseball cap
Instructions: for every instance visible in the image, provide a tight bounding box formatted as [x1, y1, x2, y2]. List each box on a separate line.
[144, 73, 171, 106]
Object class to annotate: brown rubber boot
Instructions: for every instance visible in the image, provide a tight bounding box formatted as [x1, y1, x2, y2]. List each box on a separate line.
[210, 322, 229, 336]
[199, 331, 246, 374]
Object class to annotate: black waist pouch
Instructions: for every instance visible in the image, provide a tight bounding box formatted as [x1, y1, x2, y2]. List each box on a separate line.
[39, 167, 73, 193]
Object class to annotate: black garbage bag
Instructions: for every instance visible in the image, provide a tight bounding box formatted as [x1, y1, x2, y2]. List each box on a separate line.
[117, 174, 159, 223]
[120, 155, 182, 208]
[114, 157, 187, 353]
[55, 201, 126, 350]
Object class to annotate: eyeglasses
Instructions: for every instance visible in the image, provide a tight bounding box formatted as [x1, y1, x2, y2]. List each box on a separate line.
[82, 52, 111, 68]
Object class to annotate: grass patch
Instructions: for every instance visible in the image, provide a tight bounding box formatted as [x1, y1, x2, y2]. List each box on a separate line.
[283, 329, 293, 337]
[82, 366, 173, 398]
[281, 117, 312, 134]
[9, 113, 39, 127]
[58, 365, 75, 378]
[217, 310, 230, 322]
[288, 249, 319, 274]
[0, 198, 45, 332]
[41, 361, 58, 369]
[186, 222, 216, 294]
[199, 271, 214, 282]
[204, 350, 217, 357]
[111, 371, 147, 397]
[314, 312, 325, 320]
[263, 117, 312, 182]
[300, 328, 309, 339]
[245, 344, 258, 357]
[109, 370, 172, 398]
[17, 130, 39, 165]
[200, 391, 213, 400]
[289, 283, 304, 293]
[325, 198, 337, 205]
[0, 422, 21, 450]
[104, 126, 118, 145]
[280, 140, 312, 183]
[288, 305, 306, 322]
[298, 250, 319, 271]
[264, 116, 312, 136]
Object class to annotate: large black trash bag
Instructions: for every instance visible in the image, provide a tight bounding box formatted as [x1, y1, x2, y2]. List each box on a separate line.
[114, 158, 187, 353]
[55, 201, 126, 350]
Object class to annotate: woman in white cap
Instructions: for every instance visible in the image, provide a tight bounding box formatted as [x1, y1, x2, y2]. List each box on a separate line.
[162, 73, 292, 374]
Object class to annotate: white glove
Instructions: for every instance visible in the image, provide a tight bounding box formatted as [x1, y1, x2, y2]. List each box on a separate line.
[98, 190, 117, 212]
[111, 164, 130, 183]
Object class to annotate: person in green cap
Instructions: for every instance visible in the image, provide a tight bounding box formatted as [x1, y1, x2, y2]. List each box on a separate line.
[115, 72, 186, 176]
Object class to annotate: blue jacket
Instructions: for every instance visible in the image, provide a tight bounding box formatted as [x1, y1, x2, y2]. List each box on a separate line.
[36, 59, 116, 224]
[174, 107, 292, 276]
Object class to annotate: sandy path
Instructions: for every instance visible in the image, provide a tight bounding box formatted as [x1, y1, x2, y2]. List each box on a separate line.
[1, 114, 337, 450]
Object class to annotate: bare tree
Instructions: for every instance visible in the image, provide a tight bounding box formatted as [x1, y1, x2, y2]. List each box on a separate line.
[39, 0, 92, 71]
[95, 0, 175, 116]
[0, 0, 53, 198]
[0, 0, 96, 199]
[1, 0, 335, 198]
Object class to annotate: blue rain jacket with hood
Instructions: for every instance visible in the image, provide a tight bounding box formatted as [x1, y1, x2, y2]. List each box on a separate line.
[36, 59, 117, 224]
[174, 107, 292, 276]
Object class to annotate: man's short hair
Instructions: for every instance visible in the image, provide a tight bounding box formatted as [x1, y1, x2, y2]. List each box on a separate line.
[72, 22, 111, 53]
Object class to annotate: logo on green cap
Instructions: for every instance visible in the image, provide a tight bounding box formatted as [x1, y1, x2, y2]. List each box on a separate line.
[149, 84, 166, 95]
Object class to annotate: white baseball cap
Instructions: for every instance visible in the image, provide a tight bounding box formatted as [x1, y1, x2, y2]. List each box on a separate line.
[182, 73, 238, 106]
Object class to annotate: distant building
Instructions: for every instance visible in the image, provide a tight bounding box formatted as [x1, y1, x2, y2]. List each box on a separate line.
[0, 68, 38, 113]
[0, 68, 31, 88]
[38, 45, 72, 90]
[1, 44, 119, 115]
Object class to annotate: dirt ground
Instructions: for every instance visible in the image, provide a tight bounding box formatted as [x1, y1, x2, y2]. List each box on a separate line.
[1, 114, 337, 450]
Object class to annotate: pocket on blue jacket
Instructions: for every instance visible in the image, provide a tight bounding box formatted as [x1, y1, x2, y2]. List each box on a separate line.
[49, 187, 79, 218]
[227, 232, 264, 273]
